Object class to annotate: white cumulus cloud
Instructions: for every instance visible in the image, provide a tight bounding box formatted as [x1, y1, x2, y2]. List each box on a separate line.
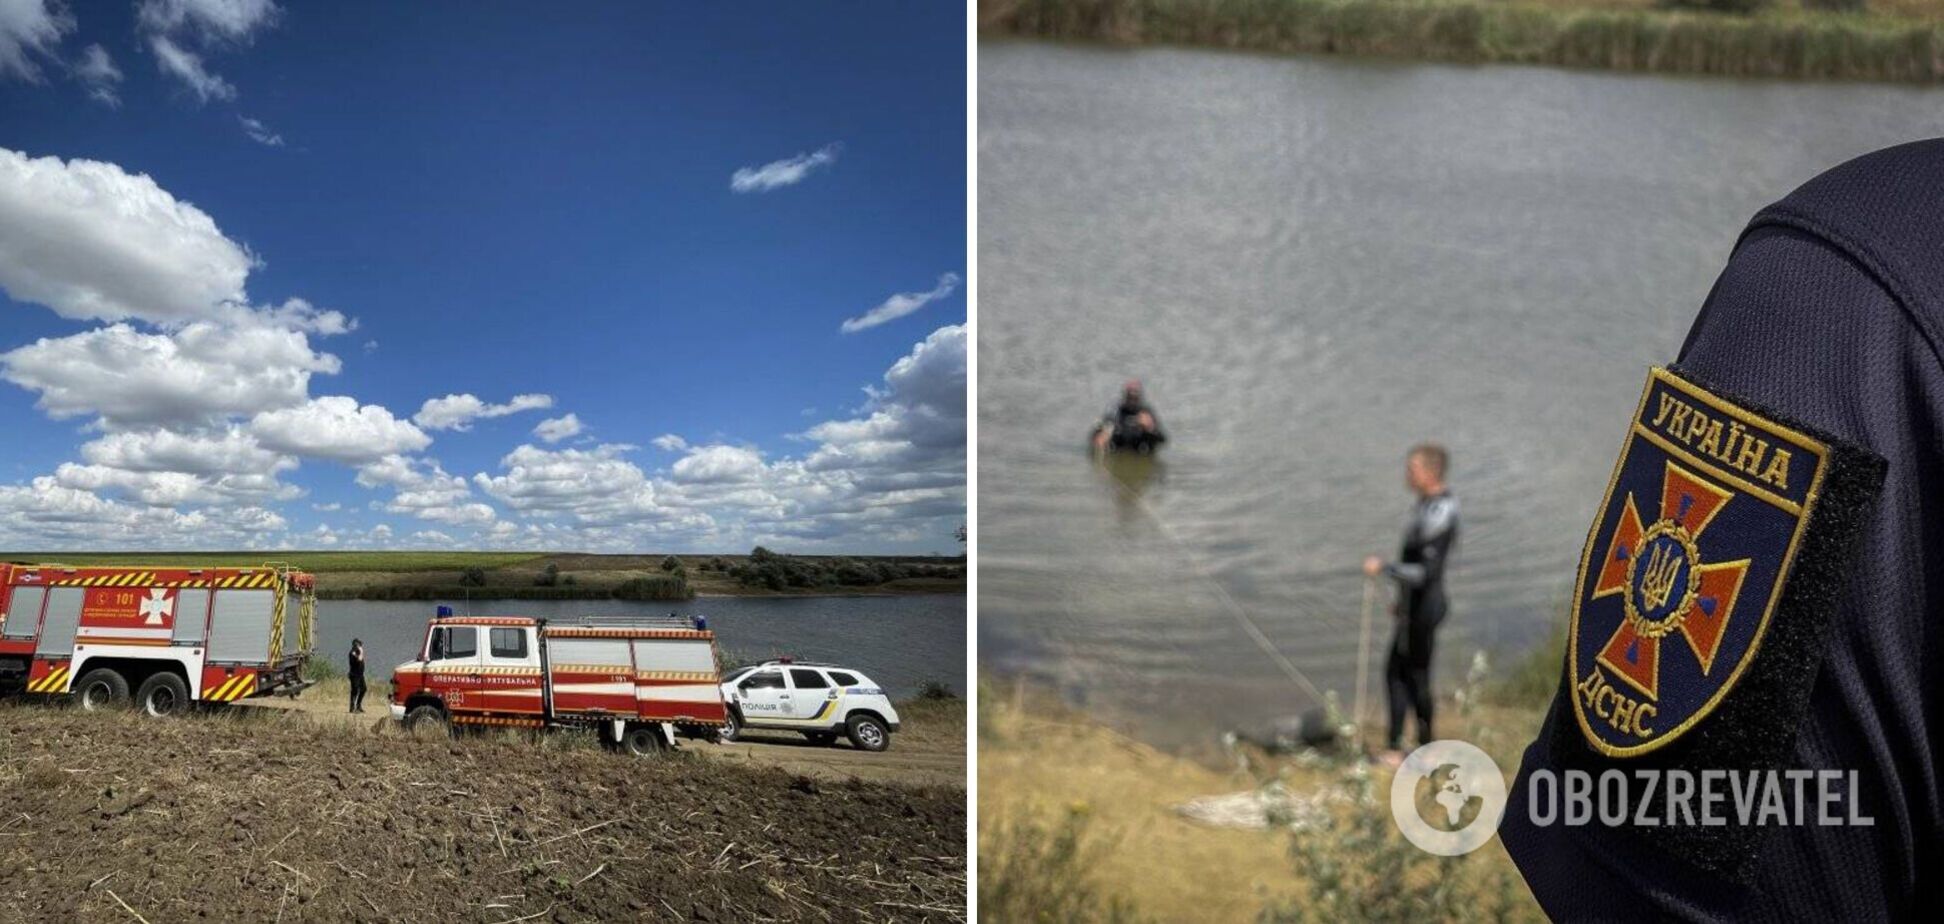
[355, 454, 496, 527]
[469, 324, 967, 551]
[81, 425, 290, 477]
[0, 477, 285, 548]
[1, 321, 339, 427]
[670, 444, 766, 485]
[0, 149, 257, 325]
[533, 413, 582, 443]
[251, 396, 430, 464]
[413, 392, 553, 431]
[474, 443, 664, 526]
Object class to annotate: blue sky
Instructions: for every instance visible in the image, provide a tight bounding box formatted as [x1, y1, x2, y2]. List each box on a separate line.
[0, 1, 966, 553]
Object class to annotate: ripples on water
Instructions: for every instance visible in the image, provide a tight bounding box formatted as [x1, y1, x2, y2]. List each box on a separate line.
[977, 41, 1944, 750]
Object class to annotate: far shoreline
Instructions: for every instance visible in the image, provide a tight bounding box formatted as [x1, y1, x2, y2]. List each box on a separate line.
[0, 550, 966, 602]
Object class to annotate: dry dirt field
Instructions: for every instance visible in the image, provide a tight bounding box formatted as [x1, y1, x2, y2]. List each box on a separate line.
[0, 697, 966, 923]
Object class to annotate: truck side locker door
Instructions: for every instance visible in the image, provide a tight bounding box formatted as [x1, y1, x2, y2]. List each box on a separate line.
[172, 589, 212, 645]
[1, 586, 46, 641]
[34, 587, 84, 658]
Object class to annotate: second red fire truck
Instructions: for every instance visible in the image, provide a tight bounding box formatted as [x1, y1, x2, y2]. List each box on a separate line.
[389, 609, 727, 755]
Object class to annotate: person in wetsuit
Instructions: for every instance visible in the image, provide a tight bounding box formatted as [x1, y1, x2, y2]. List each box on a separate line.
[1092, 379, 1167, 453]
[1362, 443, 1459, 762]
[348, 638, 367, 714]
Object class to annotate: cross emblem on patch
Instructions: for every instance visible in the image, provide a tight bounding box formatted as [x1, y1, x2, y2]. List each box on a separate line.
[1588, 462, 1751, 699]
[1568, 368, 1829, 757]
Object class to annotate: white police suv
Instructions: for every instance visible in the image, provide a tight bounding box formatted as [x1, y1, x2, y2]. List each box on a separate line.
[719, 659, 901, 752]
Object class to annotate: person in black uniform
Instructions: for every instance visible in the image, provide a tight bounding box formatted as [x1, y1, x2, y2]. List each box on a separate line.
[1092, 379, 1167, 454]
[1363, 443, 1459, 763]
[1500, 141, 1944, 920]
[348, 638, 367, 714]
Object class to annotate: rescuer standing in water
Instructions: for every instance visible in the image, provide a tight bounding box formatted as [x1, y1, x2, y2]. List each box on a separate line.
[1363, 443, 1459, 765]
[1092, 379, 1167, 454]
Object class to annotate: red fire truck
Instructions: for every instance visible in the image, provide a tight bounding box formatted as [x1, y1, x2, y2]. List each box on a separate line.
[389, 610, 727, 755]
[0, 562, 317, 714]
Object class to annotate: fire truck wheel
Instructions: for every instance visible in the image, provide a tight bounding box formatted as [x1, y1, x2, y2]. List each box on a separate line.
[72, 668, 130, 712]
[805, 731, 838, 747]
[404, 704, 449, 737]
[621, 725, 667, 757]
[136, 672, 189, 717]
[845, 714, 890, 752]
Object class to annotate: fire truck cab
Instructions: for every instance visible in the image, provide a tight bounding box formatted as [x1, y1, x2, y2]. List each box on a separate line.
[389, 610, 727, 756]
[0, 562, 317, 715]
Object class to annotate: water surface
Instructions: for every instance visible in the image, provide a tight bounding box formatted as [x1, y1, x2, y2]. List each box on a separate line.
[313, 595, 964, 699]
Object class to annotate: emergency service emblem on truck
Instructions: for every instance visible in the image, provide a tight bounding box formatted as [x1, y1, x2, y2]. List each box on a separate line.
[0, 563, 317, 714]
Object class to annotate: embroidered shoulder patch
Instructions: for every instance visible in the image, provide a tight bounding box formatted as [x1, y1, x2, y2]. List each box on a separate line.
[1569, 367, 1830, 757]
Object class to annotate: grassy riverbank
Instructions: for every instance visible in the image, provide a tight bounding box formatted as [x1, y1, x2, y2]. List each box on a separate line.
[981, 0, 1944, 82]
[0, 551, 966, 601]
[978, 630, 1566, 921]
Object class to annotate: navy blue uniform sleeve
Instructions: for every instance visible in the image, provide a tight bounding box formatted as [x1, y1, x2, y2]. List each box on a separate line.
[1500, 221, 1942, 921]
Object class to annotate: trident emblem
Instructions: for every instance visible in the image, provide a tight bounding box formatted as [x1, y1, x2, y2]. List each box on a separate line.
[1638, 542, 1684, 611]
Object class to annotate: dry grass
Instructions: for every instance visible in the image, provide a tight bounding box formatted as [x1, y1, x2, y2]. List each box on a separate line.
[977, 676, 1549, 922]
[978, 681, 1309, 921]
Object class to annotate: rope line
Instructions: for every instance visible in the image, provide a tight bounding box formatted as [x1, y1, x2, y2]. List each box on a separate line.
[1100, 460, 1327, 706]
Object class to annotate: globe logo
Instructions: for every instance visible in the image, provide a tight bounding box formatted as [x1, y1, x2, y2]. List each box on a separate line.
[1419, 763, 1480, 830]
[1389, 740, 1507, 855]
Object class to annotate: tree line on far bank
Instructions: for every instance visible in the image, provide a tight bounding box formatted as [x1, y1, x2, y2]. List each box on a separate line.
[1668, 0, 1864, 14]
[313, 548, 962, 601]
[720, 546, 963, 592]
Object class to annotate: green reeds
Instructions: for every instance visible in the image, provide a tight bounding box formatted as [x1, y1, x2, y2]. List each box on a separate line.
[984, 0, 1944, 81]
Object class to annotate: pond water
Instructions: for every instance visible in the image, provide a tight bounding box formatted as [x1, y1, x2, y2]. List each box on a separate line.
[313, 595, 964, 699]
